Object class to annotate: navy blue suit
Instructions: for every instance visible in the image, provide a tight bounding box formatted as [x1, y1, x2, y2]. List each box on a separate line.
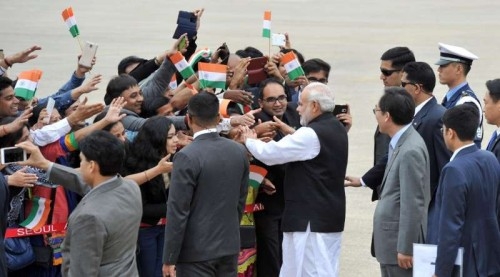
[441, 83, 483, 147]
[411, 97, 451, 198]
[428, 145, 500, 277]
[486, 131, 500, 163]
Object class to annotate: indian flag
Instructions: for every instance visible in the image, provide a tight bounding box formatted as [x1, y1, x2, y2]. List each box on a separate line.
[282, 51, 305, 81]
[61, 7, 80, 38]
[188, 48, 212, 68]
[262, 11, 271, 38]
[249, 165, 268, 189]
[198, 62, 227, 90]
[169, 52, 195, 80]
[168, 75, 177, 90]
[20, 197, 51, 230]
[14, 70, 43, 101]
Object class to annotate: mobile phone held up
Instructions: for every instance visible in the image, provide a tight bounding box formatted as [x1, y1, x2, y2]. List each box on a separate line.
[0, 147, 27, 164]
[78, 41, 98, 69]
[177, 36, 187, 51]
[333, 104, 348, 116]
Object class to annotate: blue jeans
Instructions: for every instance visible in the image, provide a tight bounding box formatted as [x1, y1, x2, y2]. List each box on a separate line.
[137, 225, 165, 277]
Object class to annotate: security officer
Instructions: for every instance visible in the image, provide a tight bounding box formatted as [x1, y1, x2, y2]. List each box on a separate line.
[436, 42, 483, 147]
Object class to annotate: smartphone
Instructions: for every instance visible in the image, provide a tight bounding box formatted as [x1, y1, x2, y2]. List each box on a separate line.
[333, 104, 348, 116]
[0, 147, 27, 164]
[0, 49, 4, 60]
[177, 36, 187, 51]
[78, 41, 98, 68]
[271, 34, 286, 47]
[247, 57, 269, 85]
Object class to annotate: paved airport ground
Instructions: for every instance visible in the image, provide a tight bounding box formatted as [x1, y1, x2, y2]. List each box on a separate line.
[2, 0, 499, 275]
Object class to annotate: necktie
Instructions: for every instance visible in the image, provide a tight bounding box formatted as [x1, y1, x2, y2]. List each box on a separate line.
[441, 96, 447, 107]
[487, 131, 498, 151]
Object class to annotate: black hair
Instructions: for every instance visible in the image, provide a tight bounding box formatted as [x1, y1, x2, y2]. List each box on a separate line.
[379, 86, 415, 125]
[79, 130, 125, 176]
[117, 56, 147, 75]
[187, 91, 219, 126]
[258, 78, 286, 100]
[235, 46, 264, 59]
[280, 48, 305, 64]
[93, 111, 122, 132]
[0, 76, 13, 97]
[486, 79, 500, 103]
[403, 62, 436, 93]
[303, 58, 331, 78]
[28, 102, 48, 127]
[442, 104, 479, 141]
[380, 47, 416, 70]
[104, 74, 138, 105]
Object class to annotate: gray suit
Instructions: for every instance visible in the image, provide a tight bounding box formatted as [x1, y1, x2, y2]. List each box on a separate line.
[373, 126, 430, 268]
[48, 163, 142, 277]
[163, 132, 249, 276]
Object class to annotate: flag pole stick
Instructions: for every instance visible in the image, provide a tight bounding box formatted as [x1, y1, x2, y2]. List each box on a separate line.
[76, 35, 83, 51]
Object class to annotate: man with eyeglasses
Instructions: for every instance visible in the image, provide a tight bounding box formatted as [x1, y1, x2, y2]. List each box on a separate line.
[436, 43, 483, 147]
[251, 78, 301, 277]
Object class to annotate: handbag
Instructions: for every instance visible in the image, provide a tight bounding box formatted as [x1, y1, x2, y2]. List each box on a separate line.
[4, 236, 35, 271]
[4, 188, 35, 271]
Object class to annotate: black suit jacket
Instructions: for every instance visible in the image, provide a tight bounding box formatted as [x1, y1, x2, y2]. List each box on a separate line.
[253, 103, 301, 215]
[163, 132, 249, 264]
[363, 97, 451, 200]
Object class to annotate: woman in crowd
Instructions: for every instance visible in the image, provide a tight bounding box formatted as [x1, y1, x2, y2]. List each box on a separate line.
[122, 116, 178, 277]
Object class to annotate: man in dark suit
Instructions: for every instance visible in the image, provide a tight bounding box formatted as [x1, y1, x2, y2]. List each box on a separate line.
[251, 78, 301, 277]
[162, 92, 249, 277]
[483, 78, 500, 162]
[18, 131, 143, 277]
[349, 62, 449, 196]
[240, 82, 348, 276]
[429, 105, 500, 277]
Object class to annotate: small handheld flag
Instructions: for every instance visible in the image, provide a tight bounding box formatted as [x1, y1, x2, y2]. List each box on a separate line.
[14, 69, 43, 101]
[169, 52, 196, 81]
[281, 51, 305, 81]
[198, 62, 227, 90]
[61, 7, 80, 38]
[262, 11, 271, 38]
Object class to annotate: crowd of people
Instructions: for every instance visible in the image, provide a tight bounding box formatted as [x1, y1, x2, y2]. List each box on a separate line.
[1, 7, 500, 277]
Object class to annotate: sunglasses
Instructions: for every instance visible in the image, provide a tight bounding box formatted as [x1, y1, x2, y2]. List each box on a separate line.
[401, 81, 417, 88]
[380, 68, 400, 77]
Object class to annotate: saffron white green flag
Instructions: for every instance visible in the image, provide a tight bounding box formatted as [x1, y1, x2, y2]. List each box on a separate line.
[62, 7, 80, 38]
[169, 52, 195, 80]
[20, 197, 51, 230]
[14, 69, 43, 101]
[262, 11, 271, 38]
[198, 62, 227, 90]
[249, 165, 267, 189]
[281, 51, 305, 81]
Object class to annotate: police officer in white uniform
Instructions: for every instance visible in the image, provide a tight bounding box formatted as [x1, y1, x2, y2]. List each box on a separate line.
[435, 42, 483, 147]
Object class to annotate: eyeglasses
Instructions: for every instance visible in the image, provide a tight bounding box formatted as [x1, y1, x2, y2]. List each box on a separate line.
[372, 108, 381, 114]
[401, 81, 417, 88]
[264, 95, 287, 104]
[380, 68, 400, 77]
[307, 76, 328, 84]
